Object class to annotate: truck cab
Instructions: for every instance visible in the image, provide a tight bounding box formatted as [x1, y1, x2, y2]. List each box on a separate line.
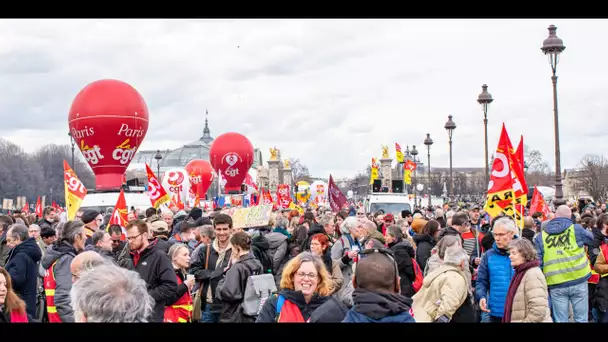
[79, 187, 151, 214]
[366, 193, 414, 216]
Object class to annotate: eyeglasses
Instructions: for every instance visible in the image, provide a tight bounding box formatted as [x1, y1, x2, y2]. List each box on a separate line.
[356, 212, 365, 216]
[126, 232, 144, 241]
[295, 272, 318, 280]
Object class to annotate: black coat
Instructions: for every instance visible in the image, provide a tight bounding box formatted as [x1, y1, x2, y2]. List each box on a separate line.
[217, 253, 262, 323]
[5, 238, 42, 318]
[388, 239, 415, 298]
[189, 243, 232, 315]
[127, 239, 178, 322]
[308, 295, 350, 322]
[414, 234, 436, 272]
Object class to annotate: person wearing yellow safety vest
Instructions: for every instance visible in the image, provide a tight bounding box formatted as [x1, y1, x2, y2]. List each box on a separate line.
[164, 243, 195, 323]
[40, 220, 87, 323]
[533, 205, 594, 323]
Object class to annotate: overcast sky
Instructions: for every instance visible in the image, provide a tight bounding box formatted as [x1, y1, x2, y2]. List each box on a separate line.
[0, 19, 604, 179]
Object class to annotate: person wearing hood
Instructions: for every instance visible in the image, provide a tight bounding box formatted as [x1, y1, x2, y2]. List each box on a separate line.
[265, 216, 291, 285]
[385, 225, 415, 298]
[412, 246, 471, 322]
[216, 232, 263, 322]
[125, 219, 178, 322]
[4, 224, 43, 318]
[534, 205, 594, 323]
[169, 219, 196, 254]
[249, 227, 273, 274]
[342, 248, 415, 323]
[41, 220, 87, 322]
[475, 217, 517, 323]
[170, 210, 189, 236]
[301, 214, 336, 252]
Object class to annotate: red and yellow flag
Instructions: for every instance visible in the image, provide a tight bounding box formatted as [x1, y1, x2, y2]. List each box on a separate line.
[64, 160, 88, 220]
[107, 188, 129, 237]
[529, 186, 550, 220]
[403, 160, 417, 185]
[35, 196, 42, 217]
[483, 124, 527, 226]
[145, 163, 171, 209]
[395, 143, 404, 163]
[370, 157, 379, 185]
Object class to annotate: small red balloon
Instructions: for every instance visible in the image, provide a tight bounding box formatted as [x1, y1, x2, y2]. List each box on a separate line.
[209, 132, 254, 193]
[185, 159, 214, 200]
[68, 79, 149, 190]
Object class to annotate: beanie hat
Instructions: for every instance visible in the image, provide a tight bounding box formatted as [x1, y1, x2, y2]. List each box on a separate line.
[81, 210, 100, 224]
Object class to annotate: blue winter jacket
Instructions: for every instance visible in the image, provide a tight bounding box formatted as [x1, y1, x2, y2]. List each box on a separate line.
[343, 309, 415, 323]
[474, 242, 514, 319]
[533, 217, 594, 289]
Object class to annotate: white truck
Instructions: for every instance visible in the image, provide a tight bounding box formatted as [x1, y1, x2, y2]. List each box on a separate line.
[366, 193, 414, 215]
[79, 187, 152, 214]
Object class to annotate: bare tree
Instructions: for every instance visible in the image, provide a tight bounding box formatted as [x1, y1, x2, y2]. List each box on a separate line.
[575, 154, 608, 202]
[429, 171, 446, 197]
[288, 158, 312, 183]
[523, 145, 553, 187]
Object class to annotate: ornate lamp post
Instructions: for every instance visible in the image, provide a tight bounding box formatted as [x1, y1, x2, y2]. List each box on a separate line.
[423, 133, 434, 207]
[444, 115, 457, 199]
[541, 24, 566, 201]
[477, 84, 493, 187]
[411, 145, 419, 206]
[154, 150, 163, 180]
[68, 132, 75, 169]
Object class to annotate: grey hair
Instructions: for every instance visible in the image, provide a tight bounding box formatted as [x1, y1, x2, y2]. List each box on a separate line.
[71, 264, 154, 322]
[340, 217, 360, 235]
[275, 216, 289, 229]
[8, 224, 29, 242]
[318, 214, 334, 227]
[168, 243, 189, 262]
[494, 217, 518, 234]
[436, 235, 462, 259]
[61, 220, 85, 244]
[91, 230, 108, 246]
[443, 246, 469, 267]
[199, 225, 214, 239]
[361, 219, 377, 235]
[29, 224, 41, 232]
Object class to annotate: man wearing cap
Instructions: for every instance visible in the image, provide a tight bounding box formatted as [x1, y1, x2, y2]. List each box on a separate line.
[81, 210, 103, 247]
[149, 220, 175, 254]
[469, 205, 482, 232]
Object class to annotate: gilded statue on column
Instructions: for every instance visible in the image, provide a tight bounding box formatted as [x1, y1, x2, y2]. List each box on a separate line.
[283, 159, 290, 169]
[381, 145, 389, 159]
[269, 147, 279, 161]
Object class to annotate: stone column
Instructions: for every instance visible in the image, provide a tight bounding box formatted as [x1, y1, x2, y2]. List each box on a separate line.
[268, 160, 281, 193]
[380, 158, 393, 190]
[282, 165, 292, 187]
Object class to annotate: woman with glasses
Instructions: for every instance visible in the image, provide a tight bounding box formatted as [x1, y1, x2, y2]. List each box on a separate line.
[0, 267, 30, 322]
[255, 252, 331, 322]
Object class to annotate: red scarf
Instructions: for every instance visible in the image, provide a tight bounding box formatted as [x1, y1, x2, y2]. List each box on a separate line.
[10, 310, 28, 323]
[502, 260, 540, 322]
[277, 300, 307, 323]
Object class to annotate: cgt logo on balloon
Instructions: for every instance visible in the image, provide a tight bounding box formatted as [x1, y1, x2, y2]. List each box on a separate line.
[112, 139, 138, 165]
[166, 171, 185, 193]
[222, 152, 242, 178]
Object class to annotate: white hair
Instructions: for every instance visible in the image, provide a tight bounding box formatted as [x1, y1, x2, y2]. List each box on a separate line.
[443, 246, 469, 267]
[341, 216, 359, 235]
[71, 264, 154, 322]
[493, 217, 518, 234]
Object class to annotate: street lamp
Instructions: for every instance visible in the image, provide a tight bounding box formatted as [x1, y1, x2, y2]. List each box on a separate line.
[154, 150, 163, 180]
[68, 132, 75, 169]
[477, 84, 493, 187]
[541, 24, 566, 202]
[444, 115, 457, 199]
[423, 133, 434, 207]
[411, 145, 419, 206]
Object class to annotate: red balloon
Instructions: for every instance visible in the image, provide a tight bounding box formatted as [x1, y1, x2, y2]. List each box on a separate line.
[68, 79, 149, 190]
[209, 132, 254, 193]
[185, 159, 214, 199]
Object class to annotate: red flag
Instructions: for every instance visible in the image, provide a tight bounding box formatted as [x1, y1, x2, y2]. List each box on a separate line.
[276, 184, 292, 209]
[35, 197, 43, 218]
[514, 136, 528, 195]
[22, 202, 30, 214]
[107, 188, 129, 240]
[145, 163, 171, 208]
[529, 186, 550, 220]
[328, 175, 347, 213]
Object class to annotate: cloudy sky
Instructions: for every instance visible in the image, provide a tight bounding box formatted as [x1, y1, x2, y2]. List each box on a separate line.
[0, 19, 604, 179]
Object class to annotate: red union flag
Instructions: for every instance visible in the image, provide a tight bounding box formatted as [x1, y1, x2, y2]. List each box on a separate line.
[145, 163, 171, 209]
[529, 186, 550, 220]
[276, 184, 292, 209]
[328, 175, 347, 213]
[107, 189, 128, 240]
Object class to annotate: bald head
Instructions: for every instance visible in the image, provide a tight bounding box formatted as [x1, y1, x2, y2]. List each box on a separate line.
[555, 205, 571, 219]
[523, 217, 534, 229]
[70, 251, 106, 283]
[354, 251, 398, 293]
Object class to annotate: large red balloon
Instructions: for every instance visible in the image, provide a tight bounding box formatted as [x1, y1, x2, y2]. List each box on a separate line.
[68, 79, 149, 190]
[185, 159, 214, 199]
[209, 132, 254, 193]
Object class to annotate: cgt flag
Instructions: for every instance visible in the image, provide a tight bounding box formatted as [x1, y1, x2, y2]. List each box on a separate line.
[328, 175, 347, 213]
[395, 143, 404, 163]
[145, 163, 171, 209]
[107, 188, 128, 239]
[63, 160, 88, 220]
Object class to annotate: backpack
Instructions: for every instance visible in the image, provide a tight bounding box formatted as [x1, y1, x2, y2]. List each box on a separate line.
[412, 259, 424, 293]
[252, 244, 273, 274]
[242, 270, 277, 316]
